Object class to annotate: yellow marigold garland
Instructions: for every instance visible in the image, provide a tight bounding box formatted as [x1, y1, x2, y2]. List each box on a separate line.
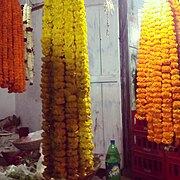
[51, 0, 67, 179]
[64, 0, 79, 179]
[41, 0, 94, 179]
[41, 0, 54, 179]
[73, 0, 94, 176]
[136, 0, 180, 145]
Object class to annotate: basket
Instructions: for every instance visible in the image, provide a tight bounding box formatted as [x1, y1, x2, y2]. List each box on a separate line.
[132, 170, 164, 180]
[132, 130, 164, 157]
[131, 110, 147, 132]
[132, 150, 165, 178]
[12, 139, 41, 151]
[1, 151, 19, 165]
[165, 151, 180, 180]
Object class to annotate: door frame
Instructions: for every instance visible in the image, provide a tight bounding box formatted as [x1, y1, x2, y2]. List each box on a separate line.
[119, 0, 131, 175]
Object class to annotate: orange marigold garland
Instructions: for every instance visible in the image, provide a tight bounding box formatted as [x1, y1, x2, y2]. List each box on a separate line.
[2, 0, 8, 88]
[168, 0, 180, 145]
[0, 2, 3, 86]
[148, 7, 163, 143]
[0, 0, 26, 93]
[12, 0, 26, 93]
[160, 2, 175, 145]
[136, 0, 180, 145]
[7, 0, 14, 91]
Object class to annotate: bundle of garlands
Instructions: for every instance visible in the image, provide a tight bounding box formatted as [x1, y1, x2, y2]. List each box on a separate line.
[0, 0, 26, 93]
[41, 0, 94, 179]
[136, 0, 180, 145]
[23, 3, 34, 85]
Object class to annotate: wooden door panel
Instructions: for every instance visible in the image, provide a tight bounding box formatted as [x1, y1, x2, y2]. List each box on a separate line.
[91, 83, 105, 155]
[86, 6, 101, 76]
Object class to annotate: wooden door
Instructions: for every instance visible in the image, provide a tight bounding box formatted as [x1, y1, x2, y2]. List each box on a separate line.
[85, 0, 123, 168]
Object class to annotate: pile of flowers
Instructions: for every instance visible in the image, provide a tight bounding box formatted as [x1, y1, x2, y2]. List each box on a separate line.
[0, 0, 26, 93]
[23, 3, 34, 85]
[136, 0, 180, 145]
[41, 0, 94, 179]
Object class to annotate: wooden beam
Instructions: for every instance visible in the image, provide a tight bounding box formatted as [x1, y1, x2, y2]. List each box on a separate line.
[32, 2, 44, 11]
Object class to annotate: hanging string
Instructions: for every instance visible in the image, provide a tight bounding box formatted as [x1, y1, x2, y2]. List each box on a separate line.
[26, 0, 34, 6]
[104, 0, 115, 36]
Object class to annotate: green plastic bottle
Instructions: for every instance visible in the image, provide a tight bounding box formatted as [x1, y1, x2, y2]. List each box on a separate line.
[105, 140, 121, 180]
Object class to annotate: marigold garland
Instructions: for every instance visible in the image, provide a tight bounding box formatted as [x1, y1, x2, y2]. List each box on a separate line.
[2, 0, 8, 88]
[73, 0, 94, 176]
[136, 0, 180, 145]
[41, 0, 94, 179]
[41, 0, 54, 179]
[23, 3, 34, 85]
[168, 0, 180, 146]
[0, 0, 26, 93]
[0, 3, 2, 87]
[7, 0, 14, 88]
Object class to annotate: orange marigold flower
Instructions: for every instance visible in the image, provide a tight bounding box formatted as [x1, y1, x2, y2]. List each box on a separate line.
[162, 66, 171, 73]
[162, 73, 171, 79]
[171, 69, 179, 75]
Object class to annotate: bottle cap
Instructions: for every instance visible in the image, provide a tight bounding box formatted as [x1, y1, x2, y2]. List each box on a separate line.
[111, 140, 115, 144]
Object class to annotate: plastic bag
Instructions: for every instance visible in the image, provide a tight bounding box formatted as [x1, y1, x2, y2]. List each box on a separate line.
[36, 143, 45, 180]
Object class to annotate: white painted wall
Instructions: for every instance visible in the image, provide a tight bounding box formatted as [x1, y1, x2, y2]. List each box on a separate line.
[0, 89, 15, 119]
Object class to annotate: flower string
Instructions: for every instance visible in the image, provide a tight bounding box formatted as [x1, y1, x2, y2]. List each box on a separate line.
[41, 0, 54, 179]
[0, 0, 26, 93]
[0, 3, 3, 86]
[41, 0, 94, 179]
[73, 0, 94, 175]
[136, 0, 180, 145]
[23, 4, 34, 85]
[51, 0, 67, 179]
[168, 0, 180, 145]
[2, 0, 8, 88]
[104, 0, 114, 36]
[7, 0, 14, 90]
[13, 1, 26, 92]
[64, 0, 79, 179]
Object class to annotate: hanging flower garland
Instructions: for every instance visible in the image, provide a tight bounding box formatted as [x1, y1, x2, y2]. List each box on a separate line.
[64, 0, 79, 179]
[136, 0, 180, 145]
[7, 0, 14, 89]
[40, 0, 54, 179]
[41, 0, 94, 179]
[51, 0, 67, 179]
[0, 0, 26, 93]
[73, 0, 94, 175]
[0, 3, 3, 87]
[168, 0, 180, 145]
[104, 0, 114, 36]
[23, 3, 34, 85]
[2, 0, 8, 88]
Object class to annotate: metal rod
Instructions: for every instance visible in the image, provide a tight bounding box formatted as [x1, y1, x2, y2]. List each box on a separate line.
[31, 2, 104, 11]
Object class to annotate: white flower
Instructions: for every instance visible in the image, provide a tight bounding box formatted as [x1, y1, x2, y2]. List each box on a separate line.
[23, 3, 34, 84]
[104, 0, 115, 15]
